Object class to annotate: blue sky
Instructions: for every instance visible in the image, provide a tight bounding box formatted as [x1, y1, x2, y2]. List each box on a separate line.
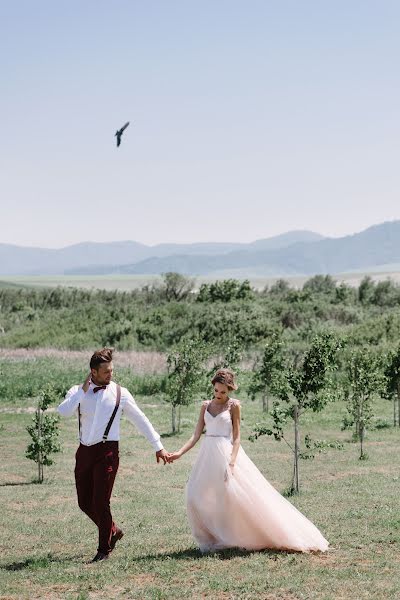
[1, 1, 399, 248]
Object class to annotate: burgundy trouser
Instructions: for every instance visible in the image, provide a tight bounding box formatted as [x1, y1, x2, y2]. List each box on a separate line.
[74, 441, 119, 554]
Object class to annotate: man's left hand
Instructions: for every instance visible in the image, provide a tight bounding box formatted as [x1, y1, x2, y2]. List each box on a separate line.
[156, 449, 171, 465]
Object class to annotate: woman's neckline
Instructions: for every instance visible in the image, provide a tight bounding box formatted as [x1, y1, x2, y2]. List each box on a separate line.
[206, 398, 231, 418]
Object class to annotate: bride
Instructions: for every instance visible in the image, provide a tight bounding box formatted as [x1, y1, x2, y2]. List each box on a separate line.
[169, 368, 329, 553]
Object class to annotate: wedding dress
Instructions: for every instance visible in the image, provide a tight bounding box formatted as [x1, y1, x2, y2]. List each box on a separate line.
[186, 400, 329, 553]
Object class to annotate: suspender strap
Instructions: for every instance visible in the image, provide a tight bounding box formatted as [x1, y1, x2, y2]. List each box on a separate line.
[78, 404, 81, 440]
[102, 384, 121, 442]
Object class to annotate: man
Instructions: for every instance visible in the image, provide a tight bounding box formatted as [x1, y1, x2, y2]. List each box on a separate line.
[58, 347, 170, 562]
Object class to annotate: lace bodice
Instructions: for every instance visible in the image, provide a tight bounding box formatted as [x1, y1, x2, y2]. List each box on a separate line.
[203, 399, 238, 438]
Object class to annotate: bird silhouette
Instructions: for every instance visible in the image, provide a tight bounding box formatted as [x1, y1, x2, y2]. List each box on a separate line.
[115, 121, 130, 147]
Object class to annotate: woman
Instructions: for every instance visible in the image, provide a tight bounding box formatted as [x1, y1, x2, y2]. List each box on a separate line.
[169, 368, 329, 553]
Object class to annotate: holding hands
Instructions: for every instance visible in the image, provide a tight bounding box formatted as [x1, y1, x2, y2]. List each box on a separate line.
[156, 449, 173, 465]
[167, 451, 182, 462]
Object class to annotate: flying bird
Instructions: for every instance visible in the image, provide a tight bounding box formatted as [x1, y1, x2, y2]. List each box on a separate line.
[115, 121, 130, 147]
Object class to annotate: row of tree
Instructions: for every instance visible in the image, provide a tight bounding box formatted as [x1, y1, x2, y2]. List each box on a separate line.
[165, 331, 400, 494]
[26, 333, 400, 490]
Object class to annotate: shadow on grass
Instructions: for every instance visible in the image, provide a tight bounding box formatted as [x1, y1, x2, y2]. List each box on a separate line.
[1, 553, 66, 571]
[134, 547, 292, 562]
[0, 481, 40, 487]
[159, 431, 180, 438]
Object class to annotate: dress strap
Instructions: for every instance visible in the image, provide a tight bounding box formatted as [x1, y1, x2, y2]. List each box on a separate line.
[228, 398, 240, 411]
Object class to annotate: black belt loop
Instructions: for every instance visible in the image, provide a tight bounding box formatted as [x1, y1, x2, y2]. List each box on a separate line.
[102, 384, 121, 442]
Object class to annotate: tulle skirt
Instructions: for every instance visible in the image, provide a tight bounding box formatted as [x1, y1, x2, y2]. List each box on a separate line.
[186, 436, 329, 553]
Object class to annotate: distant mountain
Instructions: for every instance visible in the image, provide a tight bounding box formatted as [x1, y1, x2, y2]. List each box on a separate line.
[114, 221, 400, 276]
[3, 223, 400, 277]
[0, 231, 323, 275]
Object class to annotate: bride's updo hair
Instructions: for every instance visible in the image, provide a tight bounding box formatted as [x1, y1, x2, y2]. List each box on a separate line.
[211, 368, 238, 391]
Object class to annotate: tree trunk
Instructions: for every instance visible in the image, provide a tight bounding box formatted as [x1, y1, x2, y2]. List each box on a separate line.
[178, 405, 181, 433]
[37, 407, 43, 483]
[359, 422, 365, 460]
[397, 384, 400, 427]
[291, 405, 300, 494]
[262, 393, 267, 413]
[355, 403, 362, 439]
[394, 397, 397, 427]
[171, 405, 176, 434]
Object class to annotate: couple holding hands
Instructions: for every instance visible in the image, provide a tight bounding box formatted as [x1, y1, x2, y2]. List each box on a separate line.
[58, 347, 328, 563]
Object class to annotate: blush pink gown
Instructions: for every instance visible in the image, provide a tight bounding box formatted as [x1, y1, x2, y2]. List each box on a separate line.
[186, 400, 329, 553]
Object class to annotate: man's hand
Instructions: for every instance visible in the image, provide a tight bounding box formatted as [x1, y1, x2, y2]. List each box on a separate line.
[82, 373, 92, 393]
[156, 449, 171, 465]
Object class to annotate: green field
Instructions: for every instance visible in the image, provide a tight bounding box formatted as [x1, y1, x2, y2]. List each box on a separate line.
[1, 358, 400, 599]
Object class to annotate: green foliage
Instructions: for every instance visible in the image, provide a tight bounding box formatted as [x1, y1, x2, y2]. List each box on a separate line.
[166, 337, 210, 433]
[303, 275, 337, 297]
[2, 276, 400, 354]
[250, 332, 342, 493]
[26, 384, 62, 482]
[341, 347, 386, 459]
[161, 272, 195, 302]
[196, 279, 253, 302]
[247, 332, 288, 412]
[299, 434, 344, 460]
[383, 344, 400, 426]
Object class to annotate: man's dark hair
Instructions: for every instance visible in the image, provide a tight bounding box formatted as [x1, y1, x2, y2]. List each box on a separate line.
[90, 347, 114, 370]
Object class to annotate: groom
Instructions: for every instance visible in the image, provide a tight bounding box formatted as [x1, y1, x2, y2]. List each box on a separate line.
[58, 347, 171, 562]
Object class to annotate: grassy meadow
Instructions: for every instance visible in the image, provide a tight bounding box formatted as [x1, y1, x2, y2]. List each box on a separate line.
[1, 356, 400, 600]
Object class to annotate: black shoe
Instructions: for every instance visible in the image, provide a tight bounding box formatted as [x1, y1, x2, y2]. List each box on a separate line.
[91, 552, 109, 562]
[110, 528, 124, 550]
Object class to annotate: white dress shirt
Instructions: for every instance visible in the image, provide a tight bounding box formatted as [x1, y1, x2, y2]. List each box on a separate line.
[58, 380, 163, 451]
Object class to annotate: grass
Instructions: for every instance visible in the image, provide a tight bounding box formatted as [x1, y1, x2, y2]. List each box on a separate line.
[1, 360, 400, 599]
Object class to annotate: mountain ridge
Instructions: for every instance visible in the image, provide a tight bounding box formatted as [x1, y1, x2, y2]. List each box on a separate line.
[85, 221, 400, 277]
[0, 230, 323, 275]
[2, 222, 400, 276]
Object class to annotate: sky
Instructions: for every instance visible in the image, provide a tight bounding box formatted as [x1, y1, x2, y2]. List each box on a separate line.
[1, 1, 400, 248]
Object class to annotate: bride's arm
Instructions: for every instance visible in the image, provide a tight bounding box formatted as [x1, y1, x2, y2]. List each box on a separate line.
[169, 403, 207, 460]
[229, 402, 241, 469]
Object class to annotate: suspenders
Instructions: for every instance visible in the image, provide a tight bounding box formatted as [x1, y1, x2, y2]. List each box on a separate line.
[102, 384, 121, 442]
[78, 384, 121, 443]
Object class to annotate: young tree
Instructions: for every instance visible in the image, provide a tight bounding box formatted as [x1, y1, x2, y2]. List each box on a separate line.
[166, 337, 209, 433]
[162, 272, 195, 302]
[341, 348, 385, 460]
[248, 333, 286, 413]
[250, 332, 341, 494]
[26, 384, 61, 483]
[383, 344, 400, 426]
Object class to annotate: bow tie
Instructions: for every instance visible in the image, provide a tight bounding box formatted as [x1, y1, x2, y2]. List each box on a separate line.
[93, 385, 107, 393]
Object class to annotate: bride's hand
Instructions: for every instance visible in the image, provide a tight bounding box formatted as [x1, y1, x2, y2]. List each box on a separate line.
[168, 452, 181, 462]
[224, 463, 234, 482]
